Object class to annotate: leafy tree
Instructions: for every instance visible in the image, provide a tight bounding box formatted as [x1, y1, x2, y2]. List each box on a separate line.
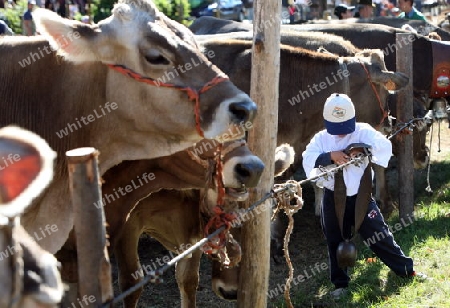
[0, 0, 28, 34]
[91, 0, 115, 23]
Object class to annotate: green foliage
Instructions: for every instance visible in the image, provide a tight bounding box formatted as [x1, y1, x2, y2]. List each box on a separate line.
[90, 0, 115, 23]
[0, 0, 28, 35]
[91, 0, 191, 25]
[153, 0, 173, 17]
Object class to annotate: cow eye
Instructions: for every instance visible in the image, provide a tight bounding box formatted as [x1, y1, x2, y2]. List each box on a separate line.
[144, 50, 170, 66]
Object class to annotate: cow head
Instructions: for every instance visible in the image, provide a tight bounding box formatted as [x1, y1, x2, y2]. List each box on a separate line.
[32, 1, 257, 158]
[188, 139, 265, 214]
[210, 144, 295, 301]
[343, 50, 409, 134]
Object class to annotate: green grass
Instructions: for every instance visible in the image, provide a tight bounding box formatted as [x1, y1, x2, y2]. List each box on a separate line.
[272, 155, 450, 308]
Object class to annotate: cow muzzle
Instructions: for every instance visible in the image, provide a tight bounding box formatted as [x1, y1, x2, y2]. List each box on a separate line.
[229, 99, 257, 124]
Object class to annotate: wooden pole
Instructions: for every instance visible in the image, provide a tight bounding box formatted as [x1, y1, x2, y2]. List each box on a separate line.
[395, 33, 415, 219]
[237, 0, 281, 307]
[67, 147, 113, 307]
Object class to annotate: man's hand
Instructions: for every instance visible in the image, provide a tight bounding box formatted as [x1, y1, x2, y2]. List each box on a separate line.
[331, 151, 350, 165]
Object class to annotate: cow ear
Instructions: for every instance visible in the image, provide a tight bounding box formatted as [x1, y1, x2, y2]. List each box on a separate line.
[274, 144, 295, 177]
[32, 8, 100, 62]
[374, 71, 410, 92]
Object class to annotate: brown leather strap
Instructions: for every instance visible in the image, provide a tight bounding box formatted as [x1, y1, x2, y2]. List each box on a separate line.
[334, 169, 347, 239]
[334, 160, 373, 239]
[354, 160, 372, 234]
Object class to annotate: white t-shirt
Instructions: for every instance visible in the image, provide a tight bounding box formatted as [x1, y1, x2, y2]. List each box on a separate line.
[302, 123, 392, 196]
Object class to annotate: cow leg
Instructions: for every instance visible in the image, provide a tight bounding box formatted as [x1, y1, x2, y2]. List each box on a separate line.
[373, 164, 395, 215]
[313, 184, 324, 217]
[270, 212, 285, 264]
[114, 221, 143, 308]
[54, 231, 80, 307]
[175, 250, 202, 308]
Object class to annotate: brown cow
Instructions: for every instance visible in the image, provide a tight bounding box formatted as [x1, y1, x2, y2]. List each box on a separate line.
[195, 30, 431, 212]
[113, 144, 294, 307]
[0, 1, 257, 255]
[193, 37, 414, 261]
[197, 38, 408, 190]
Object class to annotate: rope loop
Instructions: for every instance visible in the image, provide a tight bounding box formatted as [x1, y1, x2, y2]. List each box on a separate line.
[273, 181, 303, 216]
[201, 206, 241, 268]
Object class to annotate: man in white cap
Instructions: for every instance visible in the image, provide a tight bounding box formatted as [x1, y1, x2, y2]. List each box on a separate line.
[302, 93, 426, 299]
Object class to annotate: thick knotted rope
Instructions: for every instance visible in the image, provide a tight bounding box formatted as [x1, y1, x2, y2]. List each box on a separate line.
[272, 180, 303, 308]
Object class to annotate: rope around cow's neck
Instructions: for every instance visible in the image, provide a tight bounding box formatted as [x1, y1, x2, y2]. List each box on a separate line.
[107, 64, 229, 138]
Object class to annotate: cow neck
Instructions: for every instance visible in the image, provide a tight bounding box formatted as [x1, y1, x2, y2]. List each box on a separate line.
[338, 58, 350, 95]
[106, 64, 229, 138]
[357, 60, 389, 129]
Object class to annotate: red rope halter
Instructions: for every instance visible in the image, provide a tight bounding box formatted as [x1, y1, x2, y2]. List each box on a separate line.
[358, 61, 389, 130]
[107, 64, 229, 138]
[201, 141, 244, 260]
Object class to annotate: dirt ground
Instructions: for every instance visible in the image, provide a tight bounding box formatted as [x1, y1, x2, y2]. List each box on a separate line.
[109, 13, 450, 308]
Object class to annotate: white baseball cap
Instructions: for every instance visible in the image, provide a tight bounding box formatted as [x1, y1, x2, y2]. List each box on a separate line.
[323, 93, 356, 135]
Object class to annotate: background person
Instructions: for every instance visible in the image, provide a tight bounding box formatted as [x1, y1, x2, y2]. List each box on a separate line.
[0, 20, 14, 35]
[355, 0, 375, 18]
[397, 0, 427, 21]
[302, 93, 426, 300]
[23, 0, 36, 36]
[334, 4, 355, 19]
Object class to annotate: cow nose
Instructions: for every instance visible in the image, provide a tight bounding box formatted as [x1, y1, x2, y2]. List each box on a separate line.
[218, 287, 237, 300]
[229, 100, 257, 124]
[235, 159, 265, 188]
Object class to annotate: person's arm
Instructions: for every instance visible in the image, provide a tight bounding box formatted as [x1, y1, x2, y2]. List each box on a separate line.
[359, 124, 392, 168]
[302, 131, 332, 177]
[4, 23, 14, 35]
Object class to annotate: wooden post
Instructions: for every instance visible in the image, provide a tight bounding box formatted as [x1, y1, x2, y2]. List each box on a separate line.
[67, 147, 113, 307]
[395, 33, 414, 219]
[237, 0, 281, 307]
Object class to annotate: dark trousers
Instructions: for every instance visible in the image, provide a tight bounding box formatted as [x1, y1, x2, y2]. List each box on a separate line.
[321, 188, 414, 289]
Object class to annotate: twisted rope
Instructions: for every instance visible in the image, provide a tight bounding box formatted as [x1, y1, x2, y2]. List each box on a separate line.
[272, 181, 303, 308]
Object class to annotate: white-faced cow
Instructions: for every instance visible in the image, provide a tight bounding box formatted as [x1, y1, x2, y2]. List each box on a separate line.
[112, 143, 293, 308]
[0, 1, 257, 255]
